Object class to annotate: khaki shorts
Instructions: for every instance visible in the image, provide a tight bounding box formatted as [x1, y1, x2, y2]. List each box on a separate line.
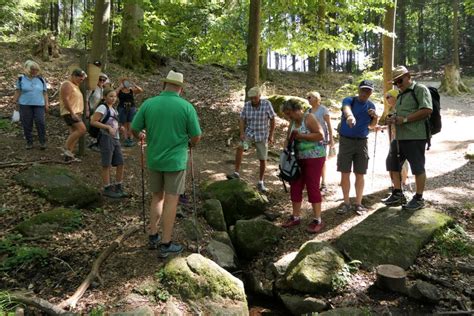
[241, 140, 268, 160]
[337, 136, 369, 174]
[149, 170, 186, 195]
[62, 113, 83, 126]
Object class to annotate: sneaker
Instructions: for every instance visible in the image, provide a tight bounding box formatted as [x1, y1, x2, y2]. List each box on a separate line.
[40, 143, 47, 150]
[62, 149, 75, 158]
[114, 183, 129, 198]
[26, 143, 33, 150]
[306, 220, 324, 234]
[103, 185, 122, 198]
[226, 171, 240, 180]
[158, 242, 183, 258]
[382, 191, 407, 206]
[282, 215, 301, 228]
[402, 196, 425, 211]
[148, 234, 161, 249]
[336, 203, 351, 215]
[353, 204, 368, 215]
[257, 182, 268, 193]
[64, 156, 82, 163]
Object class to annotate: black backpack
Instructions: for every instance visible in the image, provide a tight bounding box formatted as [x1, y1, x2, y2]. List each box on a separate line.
[410, 84, 442, 149]
[279, 135, 301, 183]
[88, 105, 111, 139]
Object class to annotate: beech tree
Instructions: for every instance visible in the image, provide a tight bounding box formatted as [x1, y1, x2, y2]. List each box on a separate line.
[90, 0, 111, 67]
[117, 0, 146, 69]
[246, 0, 261, 97]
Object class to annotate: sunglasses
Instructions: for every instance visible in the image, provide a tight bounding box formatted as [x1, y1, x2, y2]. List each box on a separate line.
[306, 96, 311, 100]
[99, 78, 107, 82]
[393, 77, 404, 85]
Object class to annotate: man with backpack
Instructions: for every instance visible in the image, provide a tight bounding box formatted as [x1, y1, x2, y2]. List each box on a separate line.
[382, 66, 433, 211]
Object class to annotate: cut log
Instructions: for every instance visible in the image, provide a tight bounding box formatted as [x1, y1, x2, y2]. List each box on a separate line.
[59, 226, 140, 309]
[376, 264, 408, 294]
[439, 64, 470, 96]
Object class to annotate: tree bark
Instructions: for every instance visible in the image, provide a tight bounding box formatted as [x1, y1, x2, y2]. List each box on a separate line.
[439, 63, 470, 95]
[118, 0, 145, 69]
[382, 1, 397, 120]
[416, 5, 425, 68]
[91, 0, 111, 67]
[376, 264, 408, 294]
[246, 0, 261, 98]
[308, 56, 316, 73]
[396, 0, 407, 66]
[452, 0, 460, 68]
[317, 0, 327, 74]
[69, 0, 74, 40]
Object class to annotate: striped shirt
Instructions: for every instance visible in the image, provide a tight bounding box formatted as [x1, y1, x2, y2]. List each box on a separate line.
[240, 99, 276, 142]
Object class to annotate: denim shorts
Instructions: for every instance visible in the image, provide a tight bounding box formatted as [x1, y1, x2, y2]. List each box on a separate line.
[118, 106, 136, 124]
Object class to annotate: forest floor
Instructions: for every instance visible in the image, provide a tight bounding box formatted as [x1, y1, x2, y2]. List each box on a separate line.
[0, 42, 473, 315]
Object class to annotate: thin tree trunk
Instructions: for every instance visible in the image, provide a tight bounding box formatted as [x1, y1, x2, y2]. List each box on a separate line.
[452, 0, 460, 68]
[245, 0, 261, 98]
[397, 0, 407, 65]
[91, 0, 111, 67]
[417, 5, 425, 67]
[308, 56, 316, 73]
[317, 0, 327, 74]
[275, 52, 280, 70]
[69, 0, 74, 40]
[382, 1, 397, 121]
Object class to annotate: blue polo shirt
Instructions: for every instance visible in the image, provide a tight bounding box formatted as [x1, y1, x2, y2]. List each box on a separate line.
[16, 75, 47, 106]
[339, 97, 375, 138]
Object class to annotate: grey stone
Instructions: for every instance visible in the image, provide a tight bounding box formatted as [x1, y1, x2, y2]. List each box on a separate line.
[14, 165, 100, 207]
[319, 307, 373, 315]
[211, 231, 235, 250]
[408, 280, 441, 303]
[335, 207, 453, 269]
[110, 306, 154, 316]
[233, 218, 284, 258]
[207, 239, 238, 271]
[279, 293, 327, 315]
[201, 179, 267, 226]
[282, 241, 345, 294]
[181, 218, 203, 241]
[203, 199, 227, 231]
[270, 251, 298, 278]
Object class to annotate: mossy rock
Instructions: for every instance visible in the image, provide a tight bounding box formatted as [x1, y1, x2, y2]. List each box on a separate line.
[202, 179, 267, 226]
[465, 143, 474, 160]
[211, 231, 235, 250]
[203, 199, 227, 231]
[319, 307, 373, 315]
[14, 165, 100, 207]
[233, 219, 283, 259]
[283, 241, 345, 294]
[15, 208, 82, 237]
[267, 95, 310, 118]
[163, 254, 248, 315]
[181, 218, 204, 241]
[335, 207, 453, 269]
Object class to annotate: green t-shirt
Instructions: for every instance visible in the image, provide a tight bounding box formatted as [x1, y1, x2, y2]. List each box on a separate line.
[395, 82, 433, 140]
[131, 91, 202, 172]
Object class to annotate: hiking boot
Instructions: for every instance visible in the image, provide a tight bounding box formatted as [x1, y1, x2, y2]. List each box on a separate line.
[282, 215, 301, 228]
[114, 183, 129, 198]
[353, 204, 368, 215]
[26, 143, 33, 150]
[103, 185, 122, 198]
[402, 196, 425, 211]
[148, 234, 161, 250]
[306, 220, 324, 234]
[179, 194, 189, 205]
[40, 143, 47, 150]
[382, 191, 406, 206]
[226, 171, 240, 180]
[158, 242, 183, 258]
[257, 182, 268, 193]
[336, 203, 351, 215]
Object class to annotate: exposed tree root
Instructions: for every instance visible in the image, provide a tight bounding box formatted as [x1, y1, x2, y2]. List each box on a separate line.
[6, 292, 67, 315]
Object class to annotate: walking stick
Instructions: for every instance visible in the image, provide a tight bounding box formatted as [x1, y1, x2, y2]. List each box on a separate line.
[371, 129, 378, 189]
[140, 138, 146, 233]
[189, 146, 200, 254]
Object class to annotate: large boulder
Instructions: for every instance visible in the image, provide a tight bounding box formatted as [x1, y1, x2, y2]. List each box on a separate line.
[319, 307, 373, 315]
[267, 95, 309, 118]
[14, 165, 100, 207]
[279, 293, 327, 315]
[335, 207, 453, 269]
[203, 199, 227, 231]
[202, 179, 267, 226]
[233, 219, 284, 259]
[15, 208, 82, 237]
[282, 241, 345, 294]
[162, 253, 248, 315]
[207, 239, 238, 271]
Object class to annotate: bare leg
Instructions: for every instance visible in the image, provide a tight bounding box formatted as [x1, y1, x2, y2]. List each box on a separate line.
[340, 172, 351, 204]
[149, 191, 164, 235]
[65, 122, 86, 152]
[390, 171, 402, 190]
[355, 173, 365, 205]
[259, 159, 266, 181]
[311, 202, 322, 219]
[161, 193, 180, 243]
[414, 173, 426, 195]
[115, 165, 124, 183]
[101, 166, 111, 187]
[234, 146, 244, 173]
[292, 201, 302, 217]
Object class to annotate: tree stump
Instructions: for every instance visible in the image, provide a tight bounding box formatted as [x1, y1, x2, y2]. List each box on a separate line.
[439, 64, 470, 96]
[376, 264, 408, 294]
[34, 33, 60, 61]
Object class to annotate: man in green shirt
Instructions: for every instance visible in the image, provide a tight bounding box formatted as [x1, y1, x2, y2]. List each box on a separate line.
[132, 70, 202, 258]
[382, 66, 432, 211]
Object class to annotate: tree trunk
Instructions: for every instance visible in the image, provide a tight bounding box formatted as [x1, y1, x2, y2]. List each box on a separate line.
[439, 64, 470, 95]
[452, 0, 460, 68]
[259, 53, 267, 82]
[382, 1, 397, 121]
[275, 52, 280, 70]
[91, 0, 111, 67]
[308, 56, 316, 73]
[118, 0, 145, 69]
[397, 0, 407, 66]
[246, 0, 261, 98]
[416, 5, 425, 68]
[317, 0, 327, 74]
[69, 0, 74, 40]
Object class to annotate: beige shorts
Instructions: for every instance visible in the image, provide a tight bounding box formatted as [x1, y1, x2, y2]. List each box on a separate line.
[149, 170, 186, 195]
[241, 140, 268, 160]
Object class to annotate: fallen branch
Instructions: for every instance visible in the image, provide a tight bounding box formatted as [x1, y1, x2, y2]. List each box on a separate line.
[59, 226, 140, 309]
[7, 292, 67, 315]
[0, 160, 72, 169]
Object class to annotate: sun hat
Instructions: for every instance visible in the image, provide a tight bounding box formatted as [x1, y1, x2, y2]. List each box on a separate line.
[359, 80, 374, 90]
[247, 86, 261, 97]
[161, 70, 184, 87]
[391, 66, 409, 81]
[99, 73, 108, 79]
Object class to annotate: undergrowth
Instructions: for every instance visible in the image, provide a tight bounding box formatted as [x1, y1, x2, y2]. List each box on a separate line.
[0, 234, 49, 271]
[331, 260, 362, 292]
[432, 224, 474, 257]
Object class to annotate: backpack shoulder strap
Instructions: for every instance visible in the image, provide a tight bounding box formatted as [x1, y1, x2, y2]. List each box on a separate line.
[17, 75, 24, 89]
[101, 106, 112, 123]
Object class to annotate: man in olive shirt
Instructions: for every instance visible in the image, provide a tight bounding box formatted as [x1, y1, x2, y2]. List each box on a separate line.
[382, 66, 432, 210]
[132, 70, 202, 258]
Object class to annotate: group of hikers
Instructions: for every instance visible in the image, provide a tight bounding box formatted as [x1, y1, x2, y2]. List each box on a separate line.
[13, 60, 433, 258]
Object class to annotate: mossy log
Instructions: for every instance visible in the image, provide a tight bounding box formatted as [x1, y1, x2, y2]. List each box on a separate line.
[376, 264, 408, 294]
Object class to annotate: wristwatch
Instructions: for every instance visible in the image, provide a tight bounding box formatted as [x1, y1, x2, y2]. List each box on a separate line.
[402, 116, 408, 123]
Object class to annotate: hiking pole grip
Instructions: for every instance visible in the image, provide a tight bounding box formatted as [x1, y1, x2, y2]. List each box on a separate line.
[140, 139, 146, 233]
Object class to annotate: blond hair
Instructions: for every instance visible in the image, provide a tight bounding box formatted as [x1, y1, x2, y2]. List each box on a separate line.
[307, 91, 321, 100]
[24, 60, 41, 75]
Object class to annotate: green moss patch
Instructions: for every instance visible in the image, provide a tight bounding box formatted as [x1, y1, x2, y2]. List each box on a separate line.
[15, 208, 82, 237]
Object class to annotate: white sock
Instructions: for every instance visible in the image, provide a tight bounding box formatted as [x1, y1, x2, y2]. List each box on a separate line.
[314, 217, 321, 224]
[258, 180, 264, 185]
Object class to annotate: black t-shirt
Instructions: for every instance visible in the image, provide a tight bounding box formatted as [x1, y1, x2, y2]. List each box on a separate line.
[118, 89, 135, 108]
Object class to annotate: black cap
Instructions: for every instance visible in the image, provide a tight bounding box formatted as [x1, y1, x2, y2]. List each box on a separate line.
[93, 60, 102, 67]
[359, 80, 374, 90]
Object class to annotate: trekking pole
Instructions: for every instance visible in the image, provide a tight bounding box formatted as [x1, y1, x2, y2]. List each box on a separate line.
[371, 129, 378, 189]
[189, 146, 200, 254]
[140, 138, 146, 233]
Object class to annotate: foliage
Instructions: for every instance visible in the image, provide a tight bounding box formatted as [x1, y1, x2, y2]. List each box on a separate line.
[0, 0, 39, 41]
[0, 291, 21, 314]
[331, 260, 362, 292]
[89, 305, 105, 316]
[0, 119, 18, 132]
[432, 224, 474, 257]
[0, 234, 49, 271]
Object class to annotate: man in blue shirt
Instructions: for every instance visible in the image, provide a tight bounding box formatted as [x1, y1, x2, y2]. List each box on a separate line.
[336, 80, 378, 215]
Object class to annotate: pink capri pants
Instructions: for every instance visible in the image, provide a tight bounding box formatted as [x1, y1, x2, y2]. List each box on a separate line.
[289, 157, 325, 203]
